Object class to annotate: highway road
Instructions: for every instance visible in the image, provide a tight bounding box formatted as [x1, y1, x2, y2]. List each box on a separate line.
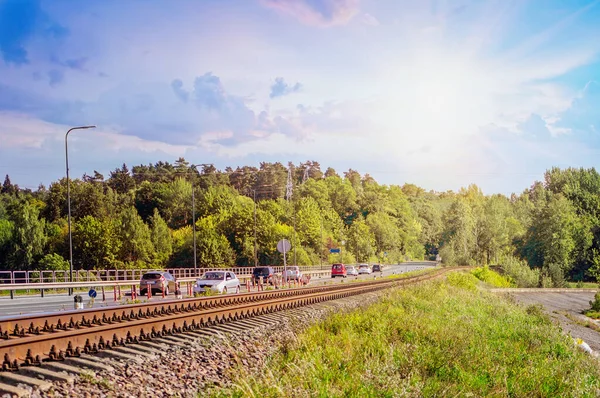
[0, 263, 434, 317]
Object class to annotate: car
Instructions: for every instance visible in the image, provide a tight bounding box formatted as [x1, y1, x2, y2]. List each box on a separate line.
[139, 271, 177, 296]
[282, 266, 302, 281]
[372, 264, 382, 272]
[251, 266, 275, 285]
[346, 266, 359, 276]
[193, 271, 241, 295]
[331, 263, 347, 278]
[358, 264, 372, 274]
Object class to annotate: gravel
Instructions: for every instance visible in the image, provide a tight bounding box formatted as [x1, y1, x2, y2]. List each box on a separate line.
[39, 290, 385, 398]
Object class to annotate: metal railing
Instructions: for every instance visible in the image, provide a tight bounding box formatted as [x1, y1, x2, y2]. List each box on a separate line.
[0, 262, 438, 285]
[0, 264, 338, 285]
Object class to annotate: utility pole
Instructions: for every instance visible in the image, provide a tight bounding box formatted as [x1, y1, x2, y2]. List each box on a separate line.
[320, 217, 323, 266]
[191, 163, 214, 277]
[286, 163, 296, 265]
[253, 189, 258, 267]
[65, 125, 96, 295]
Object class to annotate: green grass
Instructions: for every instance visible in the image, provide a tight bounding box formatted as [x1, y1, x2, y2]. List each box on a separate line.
[566, 282, 599, 289]
[210, 274, 600, 398]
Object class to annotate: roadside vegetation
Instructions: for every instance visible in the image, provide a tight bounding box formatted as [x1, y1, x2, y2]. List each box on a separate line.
[2, 161, 600, 287]
[213, 275, 600, 397]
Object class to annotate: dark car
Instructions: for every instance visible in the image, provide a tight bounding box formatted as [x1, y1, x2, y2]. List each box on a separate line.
[372, 264, 382, 272]
[252, 267, 275, 285]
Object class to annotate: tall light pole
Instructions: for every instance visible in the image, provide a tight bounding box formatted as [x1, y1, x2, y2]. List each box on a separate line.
[191, 163, 213, 277]
[66, 125, 96, 294]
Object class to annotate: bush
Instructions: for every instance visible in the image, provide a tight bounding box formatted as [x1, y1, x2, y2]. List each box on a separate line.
[500, 256, 540, 288]
[446, 271, 478, 291]
[471, 266, 511, 288]
[38, 253, 69, 271]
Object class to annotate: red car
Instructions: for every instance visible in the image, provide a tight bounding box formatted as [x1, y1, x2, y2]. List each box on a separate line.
[331, 263, 347, 278]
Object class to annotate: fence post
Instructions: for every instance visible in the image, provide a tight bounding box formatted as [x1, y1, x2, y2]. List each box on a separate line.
[102, 286, 106, 302]
[117, 285, 121, 301]
[113, 286, 117, 302]
[147, 282, 152, 299]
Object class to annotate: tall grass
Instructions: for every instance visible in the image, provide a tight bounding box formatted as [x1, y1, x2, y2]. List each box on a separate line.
[212, 275, 600, 397]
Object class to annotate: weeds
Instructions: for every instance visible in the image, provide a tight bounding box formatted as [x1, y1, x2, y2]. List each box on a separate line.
[211, 276, 600, 397]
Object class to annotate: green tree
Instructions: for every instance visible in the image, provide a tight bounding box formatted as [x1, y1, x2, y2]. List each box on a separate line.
[38, 253, 69, 270]
[117, 207, 155, 265]
[150, 208, 172, 265]
[73, 216, 120, 269]
[7, 201, 47, 269]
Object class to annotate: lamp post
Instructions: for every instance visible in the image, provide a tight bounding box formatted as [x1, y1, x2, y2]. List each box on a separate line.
[253, 189, 258, 267]
[191, 163, 213, 277]
[341, 240, 345, 264]
[66, 125, 96, 295]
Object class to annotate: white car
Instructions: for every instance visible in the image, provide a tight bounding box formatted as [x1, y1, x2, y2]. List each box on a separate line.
[358, 264, 372, 274]
[193, 271, 241, 295]
[282, 266, 303, 281]
[347, 266, 359, 276]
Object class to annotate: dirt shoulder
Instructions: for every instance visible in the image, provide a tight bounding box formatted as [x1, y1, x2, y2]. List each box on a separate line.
[500, 290, 600, 352]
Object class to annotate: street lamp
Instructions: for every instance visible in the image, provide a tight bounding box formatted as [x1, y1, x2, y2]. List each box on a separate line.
[191, 164, 213, 277]
[66, 125, 96, 294]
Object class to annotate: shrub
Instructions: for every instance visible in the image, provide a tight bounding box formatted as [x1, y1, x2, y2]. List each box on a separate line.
[446, 271, 478, 291]
[500, 256, 539, 288]
[38, 253, 69, 271]
[471, 266, 511, 288]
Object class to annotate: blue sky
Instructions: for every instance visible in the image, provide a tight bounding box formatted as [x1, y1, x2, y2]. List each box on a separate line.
[0, 0, 599, 195]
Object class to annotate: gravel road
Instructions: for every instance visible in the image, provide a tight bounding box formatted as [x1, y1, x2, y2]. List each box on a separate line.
[504, 290, 600, 352]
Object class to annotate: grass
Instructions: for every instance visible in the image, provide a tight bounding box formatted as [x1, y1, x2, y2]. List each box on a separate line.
[210, 272, 600, 397]
[566, 282, 599, 289]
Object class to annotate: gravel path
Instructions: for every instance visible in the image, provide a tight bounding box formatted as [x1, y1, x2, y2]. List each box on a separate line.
[39, 291, 385, 398]
[504, 291, 600, 352]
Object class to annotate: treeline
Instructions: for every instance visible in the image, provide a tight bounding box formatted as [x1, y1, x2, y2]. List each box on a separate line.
[1, 160, 599, 285]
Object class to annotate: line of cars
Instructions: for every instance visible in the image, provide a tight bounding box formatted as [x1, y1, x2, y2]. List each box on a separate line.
[138, 265, 304, 297]
[139, 263, 382, 297]
[331, 263, 383, 278]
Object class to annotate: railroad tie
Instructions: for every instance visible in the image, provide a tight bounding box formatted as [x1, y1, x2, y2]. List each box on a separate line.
[96, 349, 144, 363]
[43, 361, 91, 375]
[0, 381, 29, 398]
[0, 371, 53, 392]
[65, 356, 115, 372]
[111, 345, 156, 357]
[20, 366, 75, 383]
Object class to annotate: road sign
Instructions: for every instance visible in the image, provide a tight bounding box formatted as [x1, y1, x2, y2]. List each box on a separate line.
[329, 248, 340, 253]
[277, 239, 292, 254]
[88, 289, 97, 299]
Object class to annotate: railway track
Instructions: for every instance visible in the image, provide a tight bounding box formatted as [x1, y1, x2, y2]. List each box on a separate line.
[0, 267, 456, 373]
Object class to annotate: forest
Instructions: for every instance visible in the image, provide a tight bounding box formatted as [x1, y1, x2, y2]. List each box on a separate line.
[1, 158, 599, 287]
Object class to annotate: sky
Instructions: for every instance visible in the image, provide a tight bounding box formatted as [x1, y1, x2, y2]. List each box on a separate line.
[0, 0, 599, 195]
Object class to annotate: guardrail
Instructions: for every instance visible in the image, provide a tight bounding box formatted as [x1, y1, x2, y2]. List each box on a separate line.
[0, 270, 337, 299]
[0, 262, 438, 284]
[0, 262, 438, 299]
[0, 265, 338, 285]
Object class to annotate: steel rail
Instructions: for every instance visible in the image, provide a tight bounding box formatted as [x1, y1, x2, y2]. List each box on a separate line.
[0, 267, 459, 371]
[0, 278, 382, 338]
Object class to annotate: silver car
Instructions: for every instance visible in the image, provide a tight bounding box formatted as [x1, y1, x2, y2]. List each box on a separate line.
[282, 266, 302, 281]
[140, 271, 177, 296]
[193, 271, 241, 295]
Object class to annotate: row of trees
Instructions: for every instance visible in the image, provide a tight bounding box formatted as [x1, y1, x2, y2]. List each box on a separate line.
[2, 160, 600, 286]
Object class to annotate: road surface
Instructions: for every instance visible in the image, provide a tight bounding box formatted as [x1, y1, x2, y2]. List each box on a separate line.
[0, 264, 432, 317]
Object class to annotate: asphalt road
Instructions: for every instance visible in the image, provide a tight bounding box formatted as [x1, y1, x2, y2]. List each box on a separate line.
[0, 264, 432, 317]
